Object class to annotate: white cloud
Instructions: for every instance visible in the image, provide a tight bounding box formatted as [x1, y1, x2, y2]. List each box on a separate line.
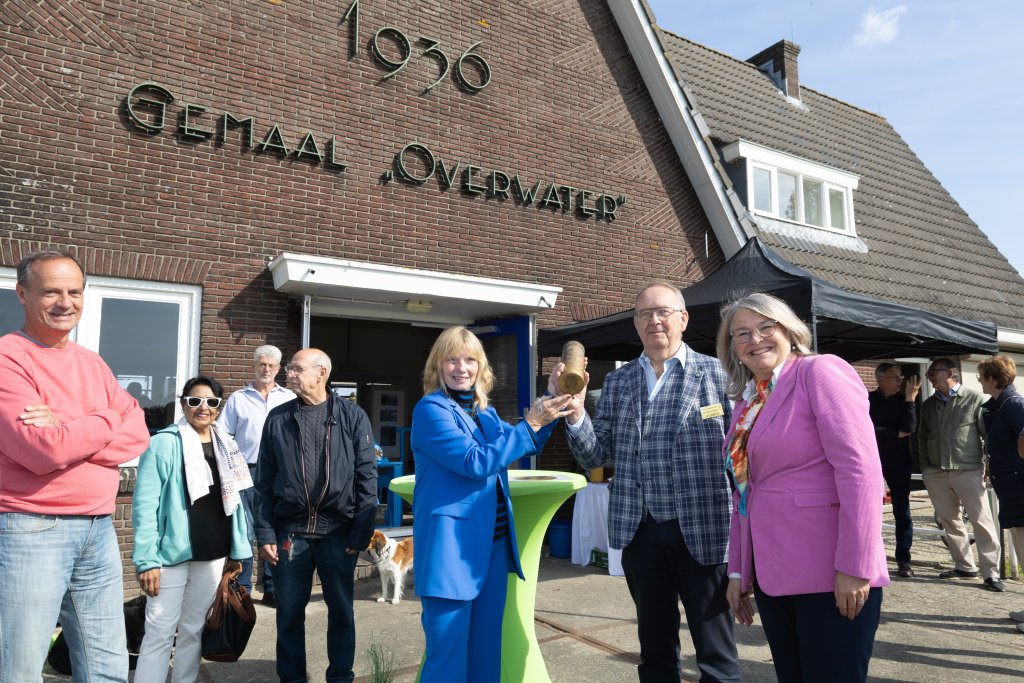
[853, 6, 909, 47]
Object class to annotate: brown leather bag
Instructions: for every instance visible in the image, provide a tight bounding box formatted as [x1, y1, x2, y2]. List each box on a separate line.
[201, 563, 257, 662]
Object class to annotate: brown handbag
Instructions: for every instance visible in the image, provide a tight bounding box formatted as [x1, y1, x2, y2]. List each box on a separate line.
[201, 563, 258, 662]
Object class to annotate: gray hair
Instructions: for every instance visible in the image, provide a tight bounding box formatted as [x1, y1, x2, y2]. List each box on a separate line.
[17, 250, 86, 287]
[309, 349, 332, 376]
[874, 362, 899, 382]
[635, 279, 685, 309]
[254, 345, 283, 364]
[716, 292, 814, 400]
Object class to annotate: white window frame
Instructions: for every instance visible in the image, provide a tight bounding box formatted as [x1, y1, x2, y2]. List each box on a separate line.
[723, 140, 859, 236]
[0, 267, 201, 427]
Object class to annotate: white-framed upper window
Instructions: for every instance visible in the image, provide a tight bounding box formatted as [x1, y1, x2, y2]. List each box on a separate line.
[723, 140, 859, 235]
[0, 267, 201, 434]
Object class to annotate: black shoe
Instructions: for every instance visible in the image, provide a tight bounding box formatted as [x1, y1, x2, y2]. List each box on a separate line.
[939, 568, 979, 579]
[261, 591, 277, 608]
[897, 562, 915, 578]
[983, 578, 1006, 592]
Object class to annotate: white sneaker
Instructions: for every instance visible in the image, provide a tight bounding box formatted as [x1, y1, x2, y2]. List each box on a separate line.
[1010, 610, 1024, 623]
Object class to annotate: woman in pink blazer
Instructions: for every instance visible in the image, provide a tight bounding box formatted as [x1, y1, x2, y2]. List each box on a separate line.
[716, 293, 889, 682]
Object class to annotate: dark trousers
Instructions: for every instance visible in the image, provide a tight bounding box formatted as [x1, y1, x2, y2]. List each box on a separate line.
[240, 465, 273, 593]
[881, 452, 914, 563]
[274, 533, 357, 683]
[754, 584, 882, 683]
[621, 515, 740, 683]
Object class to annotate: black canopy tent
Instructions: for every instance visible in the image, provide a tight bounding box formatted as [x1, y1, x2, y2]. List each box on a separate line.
[539, 238, 998, 362]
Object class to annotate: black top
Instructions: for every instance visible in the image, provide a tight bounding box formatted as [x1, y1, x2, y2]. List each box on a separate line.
[445, 385, 508, 541]
[868, 389, 916, 458]
[295, 400, 331, 537]
[186, 441, 232, 561]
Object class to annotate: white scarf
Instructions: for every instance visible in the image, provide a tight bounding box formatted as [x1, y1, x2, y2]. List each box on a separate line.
[177, 417, 253, 516]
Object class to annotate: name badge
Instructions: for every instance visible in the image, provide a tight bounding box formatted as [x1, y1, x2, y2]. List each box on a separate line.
[700, 403, 724, 419]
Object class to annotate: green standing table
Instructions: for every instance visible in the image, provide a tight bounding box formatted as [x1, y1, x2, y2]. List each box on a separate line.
[389, 470, 586, 683]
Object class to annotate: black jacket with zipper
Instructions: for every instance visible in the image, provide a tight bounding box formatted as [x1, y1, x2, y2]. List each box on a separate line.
[254, 392, 377, 550]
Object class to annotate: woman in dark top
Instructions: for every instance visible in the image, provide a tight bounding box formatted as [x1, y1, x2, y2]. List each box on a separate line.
[132, 376, 252, 683]
[977, 355, 1024, 627]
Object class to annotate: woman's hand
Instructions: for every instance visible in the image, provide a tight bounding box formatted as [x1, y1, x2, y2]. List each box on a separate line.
[223, 559, 242, 577]
[138, 568, 161, 597]
[726, 578, 755, 626]
[835, 571, 870, 620]
[525, 395, 574, 432]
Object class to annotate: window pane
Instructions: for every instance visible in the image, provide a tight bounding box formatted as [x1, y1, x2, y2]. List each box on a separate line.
[778, 172, 798, 220]
[803, 178, 824, 227]
[0, 289, 20, 337]
[98, 298, 179, 432]
[829, 188, 847, 230]
[753, 167, 772, 212]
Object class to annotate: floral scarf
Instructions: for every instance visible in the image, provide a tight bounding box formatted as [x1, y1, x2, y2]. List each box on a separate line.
[725, 378, 773, 516]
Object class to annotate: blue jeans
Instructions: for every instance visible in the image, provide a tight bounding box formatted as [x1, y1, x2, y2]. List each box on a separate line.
[0, 513, 127, 682]
[273, 532, 357, 683]
[240, 476, 273, 593]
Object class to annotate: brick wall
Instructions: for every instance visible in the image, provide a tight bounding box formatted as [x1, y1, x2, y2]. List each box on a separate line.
[0, 0, 720, 577]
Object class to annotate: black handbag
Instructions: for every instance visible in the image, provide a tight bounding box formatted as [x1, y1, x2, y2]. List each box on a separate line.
[201, 565, 257, 662]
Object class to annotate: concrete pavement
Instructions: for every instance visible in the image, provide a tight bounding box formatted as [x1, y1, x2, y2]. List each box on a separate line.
[46, 490, 1024, 681]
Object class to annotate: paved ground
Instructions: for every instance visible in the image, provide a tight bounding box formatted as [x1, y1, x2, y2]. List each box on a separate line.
[46, 490, 1024, 682]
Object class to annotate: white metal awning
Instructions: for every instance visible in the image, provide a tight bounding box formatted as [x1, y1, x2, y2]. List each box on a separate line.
[268, 253, 561, 325]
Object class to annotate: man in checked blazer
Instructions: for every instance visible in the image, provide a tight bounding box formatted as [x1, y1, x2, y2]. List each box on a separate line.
[565, 280, 739, 683]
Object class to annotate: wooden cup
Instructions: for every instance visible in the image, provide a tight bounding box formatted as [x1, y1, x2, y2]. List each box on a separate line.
[559, 340, 586, 395]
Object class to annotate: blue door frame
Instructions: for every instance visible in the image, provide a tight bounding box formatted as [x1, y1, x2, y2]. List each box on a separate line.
[472, 315, 535, 470]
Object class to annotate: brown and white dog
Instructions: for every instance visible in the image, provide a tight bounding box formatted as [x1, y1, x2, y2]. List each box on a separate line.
[367, 530, 414, 604]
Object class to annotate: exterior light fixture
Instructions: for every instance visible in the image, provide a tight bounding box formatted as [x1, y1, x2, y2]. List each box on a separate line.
[405, 299, 433, 314]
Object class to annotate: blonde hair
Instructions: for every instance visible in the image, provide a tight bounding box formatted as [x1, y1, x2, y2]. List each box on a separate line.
[422, 326, 495, 409]
[716, 292, 814, 400]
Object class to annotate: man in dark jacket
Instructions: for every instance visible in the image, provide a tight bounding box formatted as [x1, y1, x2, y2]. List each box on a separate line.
[256, 348, 377, 683]
[868, 363, 920, 578]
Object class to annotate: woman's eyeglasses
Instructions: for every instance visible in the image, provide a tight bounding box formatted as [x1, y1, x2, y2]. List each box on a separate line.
[180, 396, 222, 409]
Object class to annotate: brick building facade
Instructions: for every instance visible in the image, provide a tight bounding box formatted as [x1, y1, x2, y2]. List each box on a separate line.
[1, 0, 723, 592]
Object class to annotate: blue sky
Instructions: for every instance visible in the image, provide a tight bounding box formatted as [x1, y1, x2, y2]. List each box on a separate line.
[646, 1, 1023, 275]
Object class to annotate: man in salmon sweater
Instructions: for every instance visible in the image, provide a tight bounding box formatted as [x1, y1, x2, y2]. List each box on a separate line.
[0, 250, 150, 682]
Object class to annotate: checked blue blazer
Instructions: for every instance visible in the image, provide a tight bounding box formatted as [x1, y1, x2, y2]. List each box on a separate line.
[567, 346, 733, 565]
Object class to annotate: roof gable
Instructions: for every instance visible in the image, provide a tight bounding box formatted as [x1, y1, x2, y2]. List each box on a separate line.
[652, 27, 1024, 330]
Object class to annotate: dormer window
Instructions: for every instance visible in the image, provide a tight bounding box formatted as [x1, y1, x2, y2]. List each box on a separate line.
[724, 140, 859, 235]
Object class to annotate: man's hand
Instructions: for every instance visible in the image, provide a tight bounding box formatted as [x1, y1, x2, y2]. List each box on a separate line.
[18, 405, 61, 427]
[565, 373, 590, 425]
[138, 568, 161, 597]
[260, 544, 279, 566]
[904, 375, 921, 402]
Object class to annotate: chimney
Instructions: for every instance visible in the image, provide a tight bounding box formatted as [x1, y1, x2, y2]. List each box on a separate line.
[747, 40, 801, 99]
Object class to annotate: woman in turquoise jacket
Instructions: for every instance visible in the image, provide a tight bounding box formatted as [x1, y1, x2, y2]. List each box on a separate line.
[411, 326, 572, 683]
[132, 376, 252, 683]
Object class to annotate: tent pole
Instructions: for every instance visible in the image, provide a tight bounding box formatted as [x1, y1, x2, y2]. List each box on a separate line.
[811, 312, 819, 353]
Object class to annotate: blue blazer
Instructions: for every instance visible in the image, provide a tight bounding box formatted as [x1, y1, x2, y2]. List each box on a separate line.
[410, 390, 555, 601]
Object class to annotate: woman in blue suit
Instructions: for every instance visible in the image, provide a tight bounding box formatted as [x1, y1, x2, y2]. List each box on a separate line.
[411, 325, 571, 683]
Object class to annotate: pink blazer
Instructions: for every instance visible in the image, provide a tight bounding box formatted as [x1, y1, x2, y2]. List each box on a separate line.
[726, 354, 890, 596]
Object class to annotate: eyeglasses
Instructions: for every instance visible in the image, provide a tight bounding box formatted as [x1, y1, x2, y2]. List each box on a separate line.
[926, 368, 952, 377]
[285, 363, 323, 375]
[180, 396, 222, 409]
[730, 320, 778, 345]
[635, 307, 682, 322]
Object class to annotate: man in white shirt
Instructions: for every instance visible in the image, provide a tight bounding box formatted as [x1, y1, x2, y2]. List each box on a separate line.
[218, 344, 295, 605]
